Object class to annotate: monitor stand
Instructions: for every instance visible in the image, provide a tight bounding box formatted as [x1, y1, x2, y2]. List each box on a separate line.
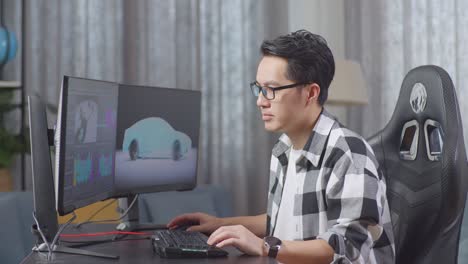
[31, 218, 119, 259]
[28, 96, 118, 260]
[115, 194, 166, 234]
[32, 240, 119, 259]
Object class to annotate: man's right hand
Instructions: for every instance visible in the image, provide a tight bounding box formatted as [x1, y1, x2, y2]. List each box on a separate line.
[166, 212, 224, 234]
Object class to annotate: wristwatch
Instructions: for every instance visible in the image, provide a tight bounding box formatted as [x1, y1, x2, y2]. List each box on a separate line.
[263, 236, 282, 258]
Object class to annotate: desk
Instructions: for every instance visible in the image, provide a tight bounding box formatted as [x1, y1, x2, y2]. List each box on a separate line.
[21, 224, 277, 264]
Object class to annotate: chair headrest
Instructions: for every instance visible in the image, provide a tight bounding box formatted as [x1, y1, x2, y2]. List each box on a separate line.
[369, 65, 467, 263]
[387, 65, 461, 148]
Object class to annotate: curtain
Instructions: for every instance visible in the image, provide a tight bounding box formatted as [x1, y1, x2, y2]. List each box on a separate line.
[344, 2, 468, 261]
[344, 0, 468, 146]
[3, 0, 289, 215]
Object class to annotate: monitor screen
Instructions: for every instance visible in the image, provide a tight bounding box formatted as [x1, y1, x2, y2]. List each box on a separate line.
[55, 76, 118, 215]
[55, 76, 200, 215]
[113, 85, 200, 195]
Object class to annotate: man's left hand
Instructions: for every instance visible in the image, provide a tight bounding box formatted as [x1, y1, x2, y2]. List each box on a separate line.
[207, 225, 265, 256]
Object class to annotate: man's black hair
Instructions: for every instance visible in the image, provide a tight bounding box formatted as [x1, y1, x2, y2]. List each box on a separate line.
[260, 30, 335, 105]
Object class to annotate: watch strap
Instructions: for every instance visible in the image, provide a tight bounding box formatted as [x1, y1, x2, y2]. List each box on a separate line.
[264, 236, 282, 258]
[268, 245, 280, 258]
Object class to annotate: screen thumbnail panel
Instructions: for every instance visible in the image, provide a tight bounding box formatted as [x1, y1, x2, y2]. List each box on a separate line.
[114, 85, 200, 195]
[57, 76, 118, 214]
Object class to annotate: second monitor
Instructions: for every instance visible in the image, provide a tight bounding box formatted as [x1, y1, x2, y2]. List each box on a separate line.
[114, 84, 200, 195]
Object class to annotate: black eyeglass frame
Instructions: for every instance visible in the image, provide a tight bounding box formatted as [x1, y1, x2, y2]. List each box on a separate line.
[250, 81, 310, 100]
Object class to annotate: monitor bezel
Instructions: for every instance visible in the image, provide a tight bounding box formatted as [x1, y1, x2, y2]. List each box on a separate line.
[56, 75, 116, 216]
[28, 95, 59, 241]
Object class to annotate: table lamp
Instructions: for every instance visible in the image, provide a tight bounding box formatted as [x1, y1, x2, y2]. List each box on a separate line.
[327, 60, 368, 105]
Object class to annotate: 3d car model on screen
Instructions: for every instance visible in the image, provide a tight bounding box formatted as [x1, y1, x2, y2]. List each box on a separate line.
[122, 117, 192, 161]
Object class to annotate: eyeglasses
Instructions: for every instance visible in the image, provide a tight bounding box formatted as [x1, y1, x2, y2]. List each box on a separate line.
[250, 81, 309, 100]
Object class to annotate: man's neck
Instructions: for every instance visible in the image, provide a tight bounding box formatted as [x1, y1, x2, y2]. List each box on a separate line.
[287, 107, 322, 150]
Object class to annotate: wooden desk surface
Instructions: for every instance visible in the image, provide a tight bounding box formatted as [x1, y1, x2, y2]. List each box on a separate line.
[21, 224, 277, 264]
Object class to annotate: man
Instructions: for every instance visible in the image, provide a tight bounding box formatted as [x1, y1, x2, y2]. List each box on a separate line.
[168, 30, 395, 264]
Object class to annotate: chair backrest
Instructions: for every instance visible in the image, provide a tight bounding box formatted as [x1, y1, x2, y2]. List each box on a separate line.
[367, 65, 467, 264]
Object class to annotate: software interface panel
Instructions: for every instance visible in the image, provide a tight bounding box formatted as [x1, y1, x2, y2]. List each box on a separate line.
[61, 77, 118, 206]
[114, 85, 200, 193]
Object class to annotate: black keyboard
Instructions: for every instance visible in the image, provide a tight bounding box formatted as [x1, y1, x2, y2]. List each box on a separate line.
[152, 229, 228, 258]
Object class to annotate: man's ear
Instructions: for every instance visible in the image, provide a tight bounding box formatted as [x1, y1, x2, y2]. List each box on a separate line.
[306, 83, 320, 104]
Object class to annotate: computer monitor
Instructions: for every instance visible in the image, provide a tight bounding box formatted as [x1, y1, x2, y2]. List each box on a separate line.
[113, 84, 200, 196]
[30, 95, 118, 259]
[55, 76, 118, 215]
[55, 76, 201, 216]
[28, 95, 59, 243]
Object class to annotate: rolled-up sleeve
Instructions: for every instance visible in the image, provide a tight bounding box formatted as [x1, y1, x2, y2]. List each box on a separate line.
[317, 151, 385, 263]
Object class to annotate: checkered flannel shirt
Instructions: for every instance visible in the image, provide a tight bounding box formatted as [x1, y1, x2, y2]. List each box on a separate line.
[266, 109, 395, 263]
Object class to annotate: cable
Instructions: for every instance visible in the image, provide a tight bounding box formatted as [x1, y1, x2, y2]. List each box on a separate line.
[32, 211, 52, 255]
[32, 211, 76, 260]
[60, 237, 151, 248]
[61, 236, 151, 243]
[75, 199, 117, 228]
[74, 194, 139, 227]
[50, 211, 76, 255]
[60, 231, 150, 238]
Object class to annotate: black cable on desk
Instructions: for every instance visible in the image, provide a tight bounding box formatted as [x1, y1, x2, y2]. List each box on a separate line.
[61, 236, 152, 248]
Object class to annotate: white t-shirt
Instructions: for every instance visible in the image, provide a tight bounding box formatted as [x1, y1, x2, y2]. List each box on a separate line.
[273, 147, 303, 240]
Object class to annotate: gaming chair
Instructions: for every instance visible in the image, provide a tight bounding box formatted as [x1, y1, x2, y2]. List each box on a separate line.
[367, 65, 467, 263]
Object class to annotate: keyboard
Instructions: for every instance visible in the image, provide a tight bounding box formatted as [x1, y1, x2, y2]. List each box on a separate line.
[152, 229, 228, 258]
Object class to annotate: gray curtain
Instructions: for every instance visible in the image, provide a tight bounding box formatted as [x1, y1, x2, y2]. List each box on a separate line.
[344, 0, 468, 146]
[3, 0, 289, 215]
[344, 2, 468, 261]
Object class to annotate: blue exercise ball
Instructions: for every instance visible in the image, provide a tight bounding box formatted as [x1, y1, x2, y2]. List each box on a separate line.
[0, 27, 18, 65]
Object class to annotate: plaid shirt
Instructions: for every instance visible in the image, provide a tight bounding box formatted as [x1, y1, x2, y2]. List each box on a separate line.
[266, 109, 395, 264]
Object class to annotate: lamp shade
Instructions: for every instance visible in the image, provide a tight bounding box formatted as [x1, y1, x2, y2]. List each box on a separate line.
[327, 60, 368, 105]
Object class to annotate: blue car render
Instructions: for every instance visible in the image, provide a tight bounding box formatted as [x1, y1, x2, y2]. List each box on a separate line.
[122, 117, 192, 161]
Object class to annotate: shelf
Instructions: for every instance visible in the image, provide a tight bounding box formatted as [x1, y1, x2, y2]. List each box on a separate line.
[0, 81, 22, 89]
[0, 104, 22, 111]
